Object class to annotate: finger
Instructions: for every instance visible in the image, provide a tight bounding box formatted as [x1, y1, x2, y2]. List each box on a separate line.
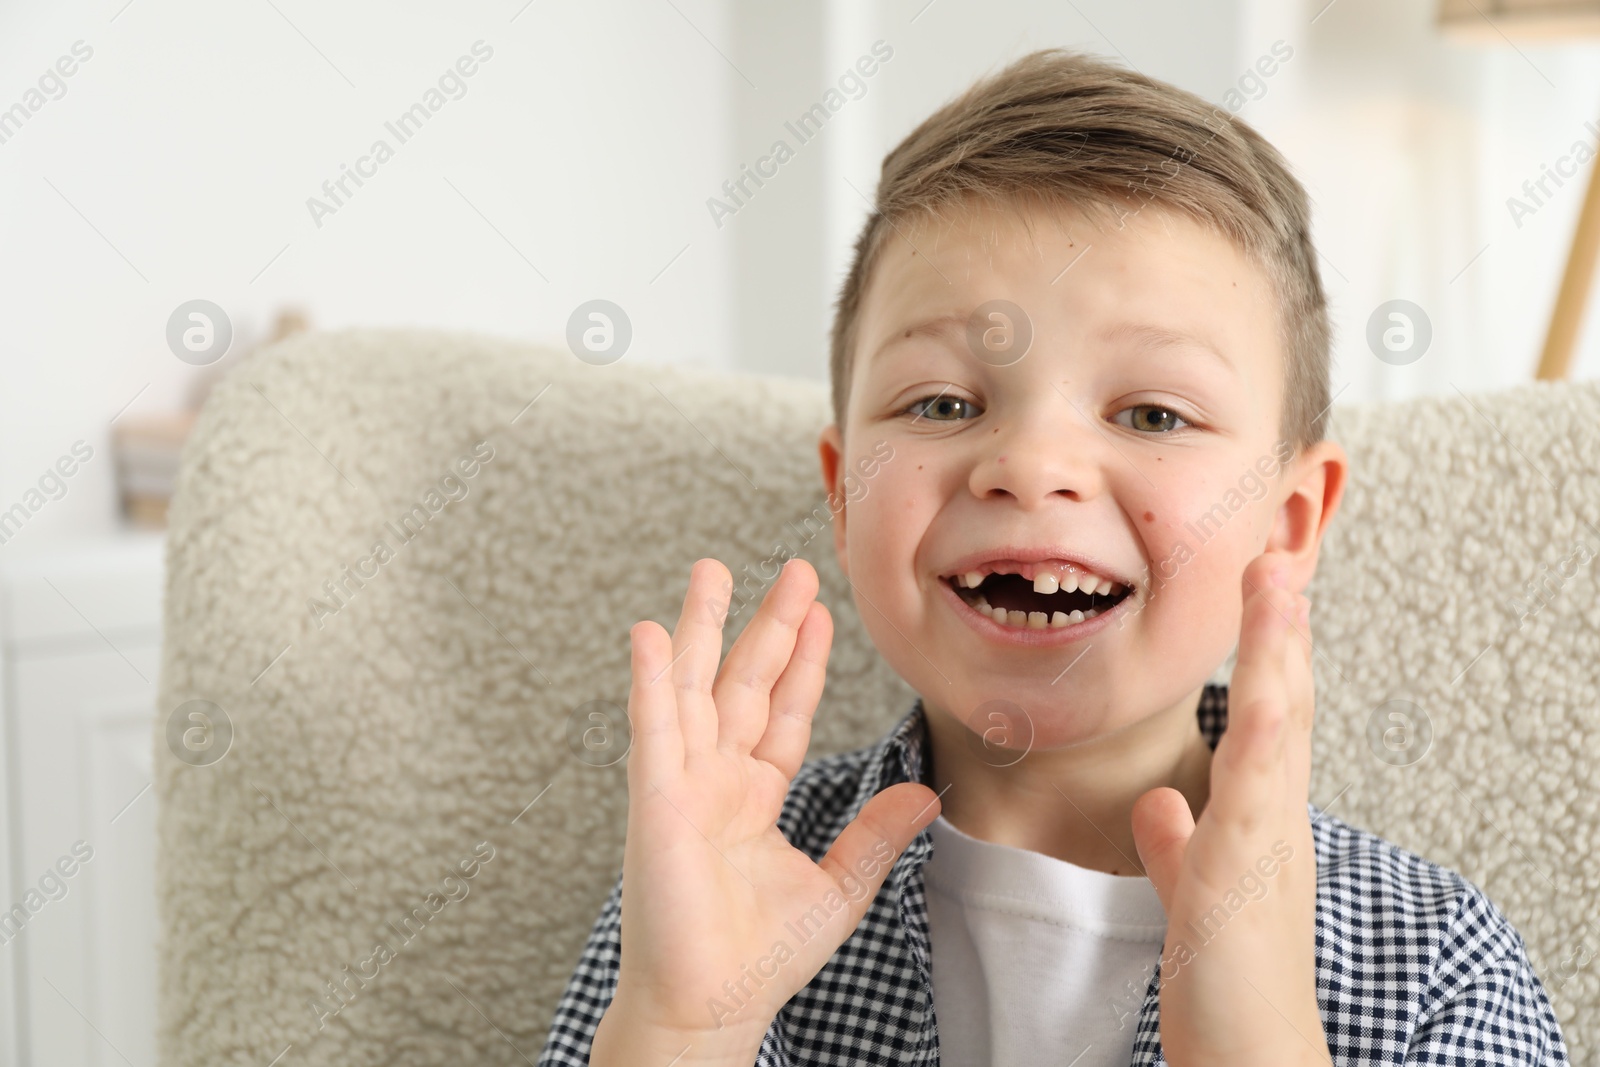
[1233, 555, 1295, 719]
[1208, 556, 1294, 836]
[627, 619, 684, 785]
[1130, 786, 1195, 913]
[670, 558, 735, 757]
[1294, 594, 1315, 670]
[750, 599, 833, 779]
[712, 558, 821, 755]
[1284, 593, 1317, 800]
[817, 782, 941, 936]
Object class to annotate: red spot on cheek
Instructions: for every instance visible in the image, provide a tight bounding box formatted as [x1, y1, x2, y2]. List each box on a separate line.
[1143, 511, 1155, 523]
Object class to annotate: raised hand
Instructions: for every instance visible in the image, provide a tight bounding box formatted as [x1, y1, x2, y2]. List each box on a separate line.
[1130, 552, 1331, 1067]
[593, 558, 941, 1065]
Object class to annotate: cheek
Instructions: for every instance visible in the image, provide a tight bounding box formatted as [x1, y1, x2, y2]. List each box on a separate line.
[1132, 496, 1199, 588]
[846, 475, 921, 569]
[1136, 481, 1265, 605]
[846, 460, 950, 609]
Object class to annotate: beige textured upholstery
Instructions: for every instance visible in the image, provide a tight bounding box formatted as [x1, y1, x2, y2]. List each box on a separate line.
[154, 328, 1600, 1065]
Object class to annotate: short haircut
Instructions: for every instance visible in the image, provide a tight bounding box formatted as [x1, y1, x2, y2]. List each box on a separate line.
[828, 48, 1330, 452]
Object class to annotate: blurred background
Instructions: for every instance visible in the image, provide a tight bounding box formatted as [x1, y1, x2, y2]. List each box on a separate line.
[1, 0, 1598, 1063]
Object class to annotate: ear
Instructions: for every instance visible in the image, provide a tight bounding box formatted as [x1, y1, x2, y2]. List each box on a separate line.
[1267, 439, 1348, 593]
[818, 423, 850, 580]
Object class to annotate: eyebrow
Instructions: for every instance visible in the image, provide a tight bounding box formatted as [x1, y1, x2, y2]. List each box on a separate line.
[1096, 321, 1236, 374]
[870, 314, 966, 366]
[870, 315, 1235, 375]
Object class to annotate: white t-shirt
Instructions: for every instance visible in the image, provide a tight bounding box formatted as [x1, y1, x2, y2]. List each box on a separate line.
[923, 812, 1168, 1067]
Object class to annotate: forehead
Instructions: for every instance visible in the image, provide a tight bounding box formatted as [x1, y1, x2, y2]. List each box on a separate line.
[850, 195, 1280, 396]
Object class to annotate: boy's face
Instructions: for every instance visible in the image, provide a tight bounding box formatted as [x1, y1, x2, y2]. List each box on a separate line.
[819, 196, 1335, 747]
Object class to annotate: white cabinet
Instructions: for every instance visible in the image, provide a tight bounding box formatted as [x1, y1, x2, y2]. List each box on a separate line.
[0, 533, 164, 1067]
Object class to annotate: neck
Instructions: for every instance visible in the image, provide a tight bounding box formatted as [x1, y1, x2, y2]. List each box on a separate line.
[923, 684, 1214, 876]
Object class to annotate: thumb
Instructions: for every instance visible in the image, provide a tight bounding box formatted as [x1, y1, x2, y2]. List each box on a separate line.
[1131, 786, 1194, 913]
[818, 782, 940, 927]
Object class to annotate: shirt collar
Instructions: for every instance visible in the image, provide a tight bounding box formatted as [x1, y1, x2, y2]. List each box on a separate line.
[838, 683, 1230, 1001]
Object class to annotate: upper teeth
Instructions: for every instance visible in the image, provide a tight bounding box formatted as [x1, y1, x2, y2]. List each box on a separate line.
[956, 569, 1120, 596]
[1047, 572, 1114, 595]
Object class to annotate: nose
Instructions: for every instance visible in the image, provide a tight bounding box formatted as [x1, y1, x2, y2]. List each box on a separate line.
[967, 396, 1108, 509]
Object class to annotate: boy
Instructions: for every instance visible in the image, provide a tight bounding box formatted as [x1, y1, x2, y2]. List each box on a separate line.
[538, 49, 1570, 1066]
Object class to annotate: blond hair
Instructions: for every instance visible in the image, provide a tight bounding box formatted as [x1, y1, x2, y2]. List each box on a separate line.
[828, 48, 1329, 450]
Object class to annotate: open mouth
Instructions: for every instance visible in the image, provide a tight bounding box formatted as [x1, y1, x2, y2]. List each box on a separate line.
[943, 568, 1133, 630]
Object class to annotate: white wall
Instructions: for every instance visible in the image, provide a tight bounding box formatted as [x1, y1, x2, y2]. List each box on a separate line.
[1238, 0, 1600, 403]
[0, 0, 736, 547]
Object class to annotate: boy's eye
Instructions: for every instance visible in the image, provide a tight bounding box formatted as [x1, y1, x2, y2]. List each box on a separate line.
[1113, 404, 1189, 433]
[904, 393, 982, 422]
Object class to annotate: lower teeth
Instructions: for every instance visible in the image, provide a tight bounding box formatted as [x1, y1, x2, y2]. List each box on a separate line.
[971, 596, 1098, 629]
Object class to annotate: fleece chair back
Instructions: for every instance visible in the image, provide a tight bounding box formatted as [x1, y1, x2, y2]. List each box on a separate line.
[154, 328, 1600, 1064]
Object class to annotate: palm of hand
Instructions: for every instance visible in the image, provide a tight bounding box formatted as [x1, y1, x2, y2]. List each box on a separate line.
[614, 558, 939, 1041]
[1131, 553, 1326, 1066]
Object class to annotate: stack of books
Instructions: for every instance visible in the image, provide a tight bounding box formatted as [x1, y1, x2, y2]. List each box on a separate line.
[113, 412, 196, 527]
[112, 305, 311, 528]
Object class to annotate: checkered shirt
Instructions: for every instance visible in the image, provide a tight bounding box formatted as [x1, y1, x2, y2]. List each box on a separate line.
[538, 683, 1571, 1065]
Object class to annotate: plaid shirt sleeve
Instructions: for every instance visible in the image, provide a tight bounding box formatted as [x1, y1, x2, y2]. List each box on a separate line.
[1402, 883, 1569, 1064]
